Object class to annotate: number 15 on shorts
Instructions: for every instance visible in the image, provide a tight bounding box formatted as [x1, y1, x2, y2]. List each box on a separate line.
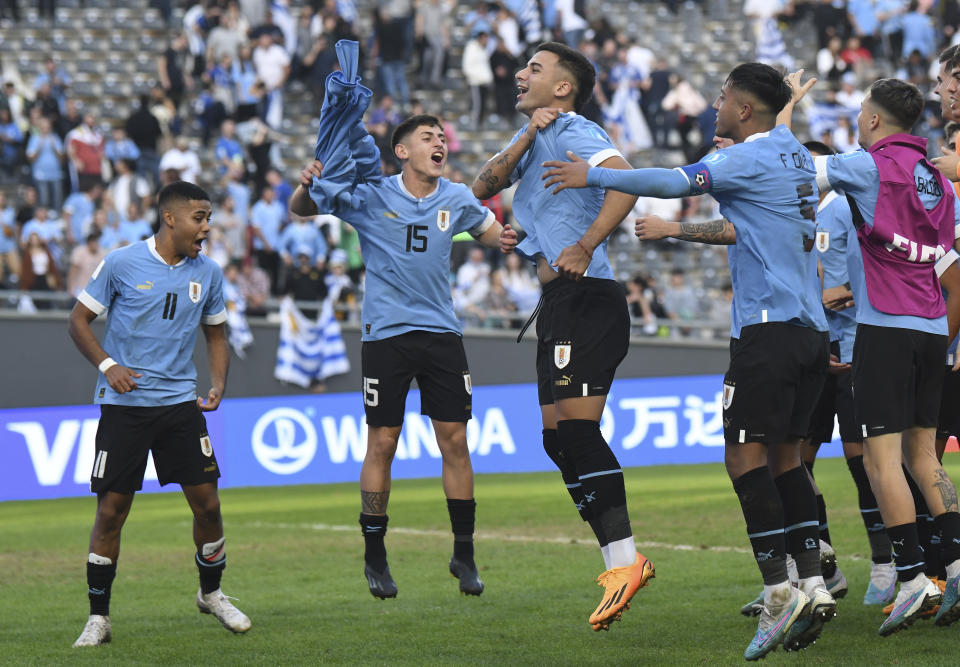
[363, 377, 379, 407]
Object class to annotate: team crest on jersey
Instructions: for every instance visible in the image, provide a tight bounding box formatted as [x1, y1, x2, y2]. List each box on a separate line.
[200, 434, 213, 457]
[189, 280, 202, 303]
[722, 383, 735, 409]
[463, 372, 472, 395]
[816, 231, 829, 252]
[554, 343, 572, 369]
[437, 209, 451, 232]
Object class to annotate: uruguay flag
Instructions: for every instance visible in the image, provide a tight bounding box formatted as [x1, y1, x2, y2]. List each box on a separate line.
[274, 296, 350, 388]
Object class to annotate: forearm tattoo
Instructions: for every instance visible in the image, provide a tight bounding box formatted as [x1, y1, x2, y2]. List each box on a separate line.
[361, 490, 390, 514]
[476, 168, 500, 196]
[933, 468, 959, 513]
[677, 219, 736, 245]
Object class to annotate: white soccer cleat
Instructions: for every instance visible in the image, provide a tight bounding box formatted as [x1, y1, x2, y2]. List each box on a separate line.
[73, 614, 111, 647]
[197, 588, 252, 634]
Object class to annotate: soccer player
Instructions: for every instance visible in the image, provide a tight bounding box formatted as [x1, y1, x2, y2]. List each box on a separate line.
[544, 63, 836, 659]
[67, 181, 250, 647]
[813, 78, 960, 634]
[290, 114, 503, 599]
[470, 41, 653, 633]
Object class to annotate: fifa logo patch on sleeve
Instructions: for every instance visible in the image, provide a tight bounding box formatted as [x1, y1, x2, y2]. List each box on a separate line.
[816, 231, 829, 252]
[189, 280, 202, 303]
[437, 209, 450, 232]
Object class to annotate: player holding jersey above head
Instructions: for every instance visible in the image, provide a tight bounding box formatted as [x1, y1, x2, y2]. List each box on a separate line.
[67, 181, 250, 647]
[543, 62, 836, 660]
[813, 78, 960, 635]
[471, 41, 652, 633]
[290, 114, 504, 599]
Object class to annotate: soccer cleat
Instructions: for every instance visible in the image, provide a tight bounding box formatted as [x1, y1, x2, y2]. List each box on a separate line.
[196, 588, 252, 633]
[864, 562, 897, 606]
[934, 574, 960, 626]
[744, 587, 809, 661]
[819, 540, 837, 580]
[784, 585, 836, 651]
[881, 577, 944, 617]
[588, 552, 655, 629]
[364, 563, 398, 599]
[878, 577, 941, 636]
[449, 556, 484, 596]
[72, 615, 111, 647]
[740, 591, 764, 617]
[825, 568, 848, 600]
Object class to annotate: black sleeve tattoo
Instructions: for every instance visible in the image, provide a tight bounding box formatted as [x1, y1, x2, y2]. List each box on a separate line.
[676, 219, 737, 245]
[361, 490, 390, 514]
[933, 468, 959, 513]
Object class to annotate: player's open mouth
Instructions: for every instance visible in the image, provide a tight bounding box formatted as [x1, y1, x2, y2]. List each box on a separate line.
[193, 238, 206, 251]
[431, 151, 444, 165]
[516, 83, 527, 100]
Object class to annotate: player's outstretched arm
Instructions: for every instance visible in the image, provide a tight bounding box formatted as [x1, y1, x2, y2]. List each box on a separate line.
[777, 69, 817, 129]
[472, 107, 561, 200]
[68, 301, 141, 393]
[289, 160, 324, 217]
[636, 215, 736, 245]
[543, 153, 693, 198]
[199, 322, 229, 411]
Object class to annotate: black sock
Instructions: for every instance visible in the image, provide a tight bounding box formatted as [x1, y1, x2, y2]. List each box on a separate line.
[816, 494, 832, 546]
[447, 498, 476, 564]
[196, 549, 226, 595]
[87, 561, 117, 616]
[935, 511, 960, 571]
[542, 427, 609, 545]
[846, 455, 891, 563]
[887, 522, 925, 583]
[359, 513, 388, 572]
[559, 419, 630, 543]
[733, 466, 788, 585]
[774, 466, 821, 579]
[906, 472, 940, 577]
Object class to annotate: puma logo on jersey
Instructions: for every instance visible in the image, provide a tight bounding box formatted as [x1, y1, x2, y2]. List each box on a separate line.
[136, 280, 154, 290]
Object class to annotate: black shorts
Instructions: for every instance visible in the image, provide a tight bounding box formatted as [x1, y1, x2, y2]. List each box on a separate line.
[361, 330, 472, 427]
[723, 323, 829, 445]
[937, 366, 960, 440]
[852, 324, 946, 437]
[535, 277, 630, 405]
[809, 341, 861, 444]
[91, 401, 220, 494]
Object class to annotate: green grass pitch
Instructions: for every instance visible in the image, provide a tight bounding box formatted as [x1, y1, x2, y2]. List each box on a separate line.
[2, 457, 959, 665]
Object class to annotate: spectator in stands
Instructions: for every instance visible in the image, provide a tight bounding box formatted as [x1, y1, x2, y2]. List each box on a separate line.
[237, 258, 271, 316]
[641, 57, 674, 148]
[158, 32, 192, 114]
[103, 127, 140, 171]
[159, 136, 201, 184]
[493, 3, 524, 58]
[222, 163, 251, 227]
[107, 158, 152, 225]
[278, 212, 327, 278]
[836, 71, 866, 112]
[416, 0, 452, 89]
[249, 184, 284, 291]
[31, 81, 61, 127]
[33, 56, 70, 115]
[20, 232, 60, 307]
[662, 74, 708, 162]
[840, 35, 874, 74]
[0, 107, 23, 184]
[214, 118, 244, 177]
[291, 5, 320, 82]
[816, 35, 851, 84]
[62, 181, 101, 246]
[663, 267, 698, 337]
[301, 32, 339, 116]
[26, 115, 64, 211]
[66, 230, 107, 298]
[848, 0, 880, 54]
[233, 44, 265, 123]
[117, 202, 152, 244]
[56, 98, 82, 140]
[0, 190, 20, 287]
[212, 192, 245, 262]
[498, 251, 540, 313]
[15, 184, 36, 228]
[555, 0, 589, 48]
[375, 6, 413, 111]
[206, 9, 246, 66]
[236, 115, 278, 192]
[453, 246, 491, 318]
[900, 1, 935, 62]
[325, 247, 356, 319]
[462, 30, 494, 130]
[252, 31, 291, 128]
[812, 0, 849, 50]
[65, 113, 105, 192]
[3, 80, 29, 134]
[477, 268, 519, 327]
[491, 38, 520, 123]
[625, 275, 658, 336]
[125, 95, 165, 187]
[285, 245, 328, 319]
[19, 206, 63, 270]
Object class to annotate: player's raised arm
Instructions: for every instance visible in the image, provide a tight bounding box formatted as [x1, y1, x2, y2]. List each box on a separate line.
[68, 300, 141, 394]
[776, 69, 817, 130]
[472, 107, 561, 200]
[199, 322, 229, 411]
[290, 160, 324, 217]
[542, 152, 696, 198]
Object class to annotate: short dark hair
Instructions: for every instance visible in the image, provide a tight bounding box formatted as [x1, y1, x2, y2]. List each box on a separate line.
[535, 41, 596, 112]
[803, 140, 835, 156]
[868, 78, 923, 130]
[390, 114, 443, 153]
[940, 44, 960, 71]
[946, 120, 960, 140]
[158, 181, 211, 211]
[725, 62, 792, 115]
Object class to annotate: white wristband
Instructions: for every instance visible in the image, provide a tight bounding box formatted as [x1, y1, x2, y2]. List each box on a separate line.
[98, 357, 117, 374]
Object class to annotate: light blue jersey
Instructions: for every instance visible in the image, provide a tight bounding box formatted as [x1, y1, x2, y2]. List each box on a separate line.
[817, 150, 960, 334]
[511, 112, 622, 280]
[0, 205, 15, 254]
[278, 221, 329, 264]
[324, 174, 494, 341]
[78, 237, 227, 406]
[250, 199, 285, 251]
[816, 191, 858, 363]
